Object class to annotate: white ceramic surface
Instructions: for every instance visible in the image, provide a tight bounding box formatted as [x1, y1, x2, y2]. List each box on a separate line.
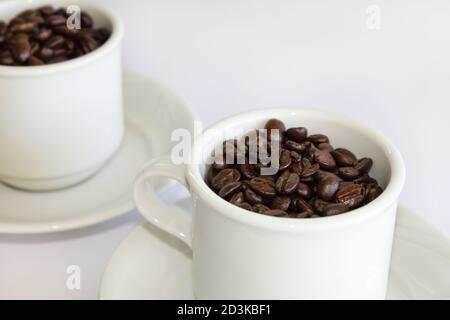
[0, 74, 195, 234]
[0, 0, 124, 191]
[100, 202, 450, 300]
[134, 108, 405, 299]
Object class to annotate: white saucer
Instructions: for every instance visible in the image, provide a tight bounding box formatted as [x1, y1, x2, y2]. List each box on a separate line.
[0, 74, 195, 234]
[100, 201, 450, 300]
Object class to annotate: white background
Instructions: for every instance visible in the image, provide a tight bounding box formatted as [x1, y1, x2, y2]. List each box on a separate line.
[1, 0, 449, 299]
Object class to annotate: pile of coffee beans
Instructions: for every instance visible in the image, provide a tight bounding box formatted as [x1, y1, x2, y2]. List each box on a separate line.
[0, 5, 110, 66]
[206, 119, 383, 218]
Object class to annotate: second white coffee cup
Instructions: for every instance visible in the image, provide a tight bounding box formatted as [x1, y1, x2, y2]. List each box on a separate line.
[134, 108, 405, 299]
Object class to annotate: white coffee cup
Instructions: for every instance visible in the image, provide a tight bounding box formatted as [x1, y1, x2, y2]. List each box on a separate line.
[0, 0, 124, 191]
[134, 108, 405, 299]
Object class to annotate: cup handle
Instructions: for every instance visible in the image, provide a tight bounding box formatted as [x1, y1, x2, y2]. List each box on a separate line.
[133, 155, 192, 248]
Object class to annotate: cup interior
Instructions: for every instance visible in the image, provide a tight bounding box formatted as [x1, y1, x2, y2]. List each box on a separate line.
[187, 108, 404, 227]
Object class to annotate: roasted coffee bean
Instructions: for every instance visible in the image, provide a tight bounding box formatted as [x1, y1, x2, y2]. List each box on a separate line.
[365, 185, 383, 203]
[336, 183, 365, 209]
[0, 6, 110, 66]
[33, 28, 52, 42]
[253, 203, 270, 213]
[45, 35, 65, 48]
[0, 50, 14, 65]
[354, 158, 373, 174]
[38, 6, 55, 17]
[249, 177, 277, 198]
[278, 149, 292, 171]
[218, 182, 242, 198]
[296, 182, 312, 199]
[81, 13, 94, 28]
[275, 171, 299, 195]
[300, 159, 319, 177]
[265, 118, 285, 142]
[295, 198, 314, 213]
[318, 143, 334, 151]
[323, 203, 349, 216]
[46, 15, 66, 27]
[286, 127, 308, 142]
[285, 140, 307, 153]
[317, 174, 341, 201]
[244, 188, 263, 205]
[230, 192, 245, 205]
[211, 168, 240, 190]
[331, 148, 357, 166]
[271, 196, 291, 211]
[46, 55, 67, 64]
[314, 149, 336, 170]
[10, 21, 36, 33]
[0, 21, 6, 35]
[28, 56, 44, 65]
[313, 198, 329, 214]
[338, 166, 360, 180]
[239, 163, 259, 179]
[238, 202, 253, 211]
[207, 118, 382, 218]
[308, 134, 329, 145]
[264, 209, 288, 217]
[11, 34, 31, 63]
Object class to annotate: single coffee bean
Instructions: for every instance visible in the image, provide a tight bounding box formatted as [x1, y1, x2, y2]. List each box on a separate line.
[314, 149, 336, 170]
[230, 192, 245, 205]
[253, 203, 270, 213]
[265, 118, 285, 142]
[44, 35, 65, 48]
[296, 182, 312, 199]
[52, 47, 67, 57]
[10, 21, 36, 33]
[46, 15, 66, 27]
[278, 149, 292, 171]
[313, 198, 329, 215]
[300, 159, 320, 177]
[80, 35, 99, 53]
[211, 168, 240, 190]
[284, 140, 307, 153]
[308, 134, 329, 145]
[264, 209, 288, 217]
[218, 182, 242, 198]
[331, 148, 357, 166]
[336, 183, 365, 209]
[11, 34, 31, 63]
[33, 28, 53, 42]
[38, 6, 55, 17]
[275, 171, 299, 195]
[365, 185, 383, 203]
[244, 188, 263, 205]
[271, 196, 291, 211]
[290, 161, 303, 174]
[318, 143, 334, 151]
[286, 127, 308, 142]
[81, 13, 94, 28]
[28, 56, 44, 65]
[323, 203, 349, 216]
[38, 47, 53, 60]
[354, 158, 373, 174]
[295, 198, 314, 214]
[46, 55, 67, 64]
[0, 50, 14, 65]
[239, 163, 259, 179]
[317, 174, 341, 201]
[30, 42, 40, 55]
[338, 166, 360, 180]
[249, 177, 277, 198]
[238, 202, 253, 211]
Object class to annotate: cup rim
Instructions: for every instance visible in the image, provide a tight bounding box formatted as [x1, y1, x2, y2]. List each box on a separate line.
[0, 0, 124, 77]
[186, 107, 406, 231]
